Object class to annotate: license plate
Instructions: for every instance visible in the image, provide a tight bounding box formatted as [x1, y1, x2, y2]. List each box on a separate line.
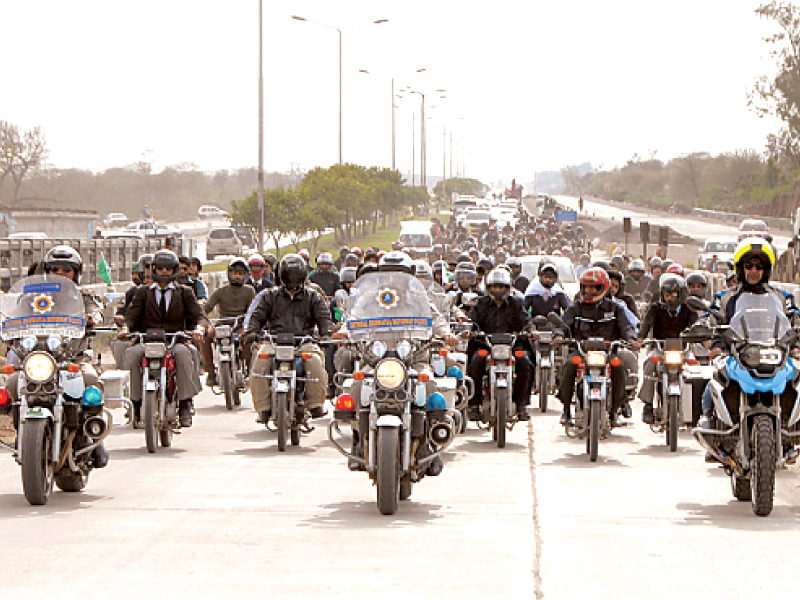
[590, 388, 601, 399]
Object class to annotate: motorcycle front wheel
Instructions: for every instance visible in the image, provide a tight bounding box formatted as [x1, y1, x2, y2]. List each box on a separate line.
[144, 389, 158, 454]
[667, 394, 679, 452]
[588, 399, 600, 462]
[751, 415, 776, 517]
[376, 427, 400, 515]
[276, 391, 287, 452]
[21, 419, 54, 505]
[539, 367, 550, 413]
[496, 388, 507, 448]
[221, 361, 235, 411]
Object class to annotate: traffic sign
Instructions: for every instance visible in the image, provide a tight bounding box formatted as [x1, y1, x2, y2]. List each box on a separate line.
[555, 210, 577, 223]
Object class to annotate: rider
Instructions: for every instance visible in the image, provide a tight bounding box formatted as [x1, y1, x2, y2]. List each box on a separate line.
[607, 269, 639, 320]
[119, 250, 208, 428]
[686, 272, 709, 299]
[625, 258, 651, 300]
[244, 253, 332, 424]
[202, 258, 256, 387]
[524, 261, 572, 318]
[466, 268, 536, 422]
[177, 256, 208, 306]
[506, 256, 530, 293]
[636, 273, 697, 424]
[556, 267, 636, 425]
[246, 254, 273, 292]
[309, 252, 340, 298]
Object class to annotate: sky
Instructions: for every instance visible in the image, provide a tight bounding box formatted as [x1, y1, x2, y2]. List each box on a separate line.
[1, 0, 785, 186]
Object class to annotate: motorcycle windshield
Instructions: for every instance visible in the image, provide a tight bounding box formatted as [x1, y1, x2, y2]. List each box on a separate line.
[729, 293, 789, 344]
[0, 275, 86, 340]
[346, 272, 433, 342]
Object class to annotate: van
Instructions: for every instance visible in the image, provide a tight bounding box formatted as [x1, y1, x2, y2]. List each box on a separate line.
[398, 221, 434, 254]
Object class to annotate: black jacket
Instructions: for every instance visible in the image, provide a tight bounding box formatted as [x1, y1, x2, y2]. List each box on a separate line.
[467, 294, 533, 336]
[637, 303, 697, 341]
[560, 297, 636, 343]
[245, 286, 333, 338]
[126, 283, 209, 334]
[308, 269, 340, 297]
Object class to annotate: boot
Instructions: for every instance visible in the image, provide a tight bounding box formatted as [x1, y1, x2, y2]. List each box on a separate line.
[560, 402, 571, 425]
[205, 370, 218, 387]
[92, 441, 109, 468]
[642, 403, 655, 424]
[620, 401, 632, 419]
[256, 410, 271, 424]
[309, 405, 327, 419]
[179, 399, 194, 428]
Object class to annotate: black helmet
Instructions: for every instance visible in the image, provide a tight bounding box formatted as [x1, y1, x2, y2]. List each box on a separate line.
[277, 253, 308, 291]
[344, 253, 360, 268]
[454, 261, 477, 289]
[135, 253, 154, 277]
[339, 266, 357, 284]
[43, 245, 83, 284]
[685, 271, 708, 296]
[591, 259, 611, 273]
[378, 251, 413, 274]
[606, 269, 625, 295]
[339, 246, 350, 257]
[484, 268, 512, 302]
[659, 273, 687, 310]
[227, 257, 249, 286]
[151, 250, 180, 284]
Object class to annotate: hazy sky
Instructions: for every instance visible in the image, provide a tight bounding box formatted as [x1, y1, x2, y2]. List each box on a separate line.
[2, 0, 784, 185]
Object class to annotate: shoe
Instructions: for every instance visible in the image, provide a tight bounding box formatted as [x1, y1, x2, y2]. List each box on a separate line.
[560, 405, 571, 425]
[468, 406, 482, 422]
[642, 403, 655, 424]
[704, 451, 718, 463]
[256, 410, 271, 424]
[516, 407, 530, 421]
[205, 371, 218, 387]
[621, 402, 632, 419]
[309, 406, 327, 419]
[92, 442, 109, 468]
[179, 400, 193, 428]
[427, 455, 444, 476]
[697, 415, 713, 430]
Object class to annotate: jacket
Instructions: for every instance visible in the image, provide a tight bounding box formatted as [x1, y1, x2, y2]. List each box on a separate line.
[246, 286, 333, 338]
[637, 303, 697, 341]
[126, 283, 209, 334]
[559, 297, 636, 343]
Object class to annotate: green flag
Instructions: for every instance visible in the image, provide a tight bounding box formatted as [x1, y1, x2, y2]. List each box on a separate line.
[98, 252, 112, 285]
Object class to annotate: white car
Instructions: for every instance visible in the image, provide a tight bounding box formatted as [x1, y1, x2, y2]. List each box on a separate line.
[8, 232, 48, 240]
[737, 218, 770, 242]
[126, 220, 179, 237]
[518, 255, 579, 299]
[103, 212, 129, 227]
[461, 209, 492, 234]
[697, 239, 736, 271]
[198, 205, 229, 219]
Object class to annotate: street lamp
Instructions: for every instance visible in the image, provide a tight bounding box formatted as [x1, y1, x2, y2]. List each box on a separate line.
[406, 88, 446, 191]
[292, 15, 388, 165]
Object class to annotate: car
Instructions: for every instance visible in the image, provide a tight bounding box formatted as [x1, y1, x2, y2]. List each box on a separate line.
[7, 232, 48, 240]
[126, 220, 179, 237]
[518, 255, 579, 299]
[460, 209, 492, 234]
[233, 224, 256, 248]
[697, 239, 736, 271]
[206, 227, 242, 260]
[738, 218, 770, 242]
[198, 205, 229, 219]
[103, 212, 129, 227]
[102, 230, 145, 241]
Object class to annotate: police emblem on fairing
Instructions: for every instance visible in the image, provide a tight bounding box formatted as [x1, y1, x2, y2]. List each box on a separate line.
[31, 295, 54, 314]
[378, 289, 399, 309]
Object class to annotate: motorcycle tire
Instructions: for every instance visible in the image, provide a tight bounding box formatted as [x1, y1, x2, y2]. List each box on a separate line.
[588, 399, 600, 462]
[276, 392, 287, 452]
[376, 427, 400, 515]
[459, 406, 468, 433]
[160, 428, 173, 448]
[144, 389, 158, 454]
[55, 469, 87, 492]
[731, 473, 751, 502]
[668, 394, 679, 452]
[496, 388, 507, 449]
[400, 476, 413, 501]
[291, 427, 300, 446]
[21, 419, 54, 506]
[751, 415, 776, 517]
[539, 367, 549, 413]
[221, 362, 235, 411]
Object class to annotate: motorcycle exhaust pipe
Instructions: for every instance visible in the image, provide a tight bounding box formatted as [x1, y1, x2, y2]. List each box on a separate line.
[429, 416, 455, 447]
[83, 416, 108, 440]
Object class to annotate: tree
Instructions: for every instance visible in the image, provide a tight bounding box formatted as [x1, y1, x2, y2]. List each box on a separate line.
[750, 2, 800, 167]
[0, 121, 48, 203]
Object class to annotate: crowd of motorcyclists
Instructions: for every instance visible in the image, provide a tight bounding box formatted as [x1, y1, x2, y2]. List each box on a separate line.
[3, 197, 800, 514]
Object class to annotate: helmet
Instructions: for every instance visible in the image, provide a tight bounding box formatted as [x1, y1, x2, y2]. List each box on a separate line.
[358, 262, 379, 277]
[649, 256, 663, 269]
[378, 251, 413, 274]
[277, 253, 308, 290]
[339, 246, 350, 257]
[227, 257, 250, 286]
[351, 246, 363, 257]
[264, 253, 278, 268]
[726, 269, 738, 285]
[579, 253, 590, 263]
[497, 264, 513, 275]
[454, 261, 477, 288]
[344, 253, 360, 267]
[248, 253, 266, 268]
[298, 249, 310, 263]
[457, 253, 471, 264]
[431, 259, 448, 277]
[629, 259, 646, 273]
[484, 268, 512, 302]
[591, 259, 611, 272]
[339, 266, 357, 284]
[316, 252, 333, 267]
[610, 255, 625, 271]
[506, 256, 522, 269]
[151, 250, 180, 284]
[606, 269, 625, 295]
[665, 263, 684, 277]
[538, 263, 558, 288]
[686, 272, 708, 296]
[734, 237, 775, 285]
[579, 267, 610, 303]
[552, 249, 562, 256]
[135, 253, 154, 276]
[477, 258, 494, 272]
[413, 260, 433, 280]
[659, 273, 688, 310]
[43, 245, 84, 284]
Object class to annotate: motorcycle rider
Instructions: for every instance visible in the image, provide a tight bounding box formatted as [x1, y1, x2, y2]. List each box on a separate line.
[451, 261, 485, 309]
[524, 261, 572, 317]
[119, 250, 208, 428]
[466, 268, 536, 422]
[625, 258, 651, 300]
[334, 246, 350, 271]
[177, 256, 208, 306]
[607, 269, 639, 320]
[202, 258, 256, 387]
[246, 253, 273, 292]
[645, 257, 664, 300]
[574, 253, 591, 278]
[507, 256, 530, 293]
[244, 253, 332, 423]
[556, 267, 636, 425]
[636, 273, 697, 424]
[686, 272, 709, 299]
[309, 252, 340, 298]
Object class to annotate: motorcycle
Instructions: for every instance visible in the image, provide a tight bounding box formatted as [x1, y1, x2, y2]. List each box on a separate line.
[689, 294, 800, 516]
[642, 338, 687, 452]
[0, 274, 113, 505]
[532, 314, 565, 414]
[210, 316, 247, 410]
[329, 270, 458, 515]
[254, 333, 318, 451]
[128, 330, 192, 453]
[472, 331, 528, 448]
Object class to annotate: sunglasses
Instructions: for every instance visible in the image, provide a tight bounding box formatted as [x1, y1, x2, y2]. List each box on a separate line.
[744, 263, 764, 271]
[48, 264, 74, 274]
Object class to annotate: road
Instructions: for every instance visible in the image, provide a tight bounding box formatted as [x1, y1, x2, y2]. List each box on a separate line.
[1, 379, 799, 599]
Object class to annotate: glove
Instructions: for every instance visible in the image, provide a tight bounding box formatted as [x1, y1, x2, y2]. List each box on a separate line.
[242, 331, 258, 346]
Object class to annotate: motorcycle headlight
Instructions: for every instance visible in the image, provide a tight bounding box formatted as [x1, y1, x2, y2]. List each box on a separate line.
[214, 325, 232, 339]
[23, 352, 56, 382]
[46, 335, 62, 352]
[371, 340, 387, 358]
[375, 359, 407, 390]
[760, 347, 782, 365]
[492, 345, 511, 360]
[664, 351, 683, 366]
[586, 351, 606, 367]
[396, 340, 412, 359]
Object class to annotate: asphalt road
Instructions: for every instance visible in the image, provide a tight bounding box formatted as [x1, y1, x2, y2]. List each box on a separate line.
[1, 378, 799, 599]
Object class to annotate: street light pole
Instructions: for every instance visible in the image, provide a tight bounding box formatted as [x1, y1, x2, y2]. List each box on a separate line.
[257, 0, 264, 254]
[391, 78, 395, 171]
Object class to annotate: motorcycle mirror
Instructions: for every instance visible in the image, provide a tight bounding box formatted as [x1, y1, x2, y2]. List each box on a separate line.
[686, 296, 709, 312]
[721, 327, 738, 346]
[781, 328, 799, 346]
[532, 315, 547, 327]
[547, 312, 565, 328]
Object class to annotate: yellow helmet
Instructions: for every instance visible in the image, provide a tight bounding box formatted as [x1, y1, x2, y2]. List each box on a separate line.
[733, 237, 775, 284]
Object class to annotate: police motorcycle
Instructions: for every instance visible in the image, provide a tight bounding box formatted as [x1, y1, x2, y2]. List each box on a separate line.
[641, 338, 689, 452]
[253, 333, 318, 452]
[209, 316, 246, 410]
[0, 275, 114, 505]
[329, 270, 458, 515]
[689, 294, 800, 516]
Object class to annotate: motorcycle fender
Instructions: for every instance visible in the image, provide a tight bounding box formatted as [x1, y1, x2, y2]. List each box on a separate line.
[708, 379, 734, 427]
[376, 415, 402, 428]
[145, 380, 158, 392]
[60, 370, 85, 398]
[539, 358, 551, 369]
[495, 376, 509, 389]
[23, 406, 53, 421]
[275, 380, 290, 393]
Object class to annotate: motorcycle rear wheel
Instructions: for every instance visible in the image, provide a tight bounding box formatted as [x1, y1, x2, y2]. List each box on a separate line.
[221, 362, 235, 411]
[496, 388, 507, 448]
[144, 390, 159, 454]
[751, 415, 776, 517]
[291, 427, 300, 446]
[588, 399, 600, 462]
[276, 392, 288, 452]
[55, 469, 87, 492]
[376, 428, 400, 515]
[667, 394, 679, 452]
[21, 419, 54, 505]
[539, 367, 549, 413]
